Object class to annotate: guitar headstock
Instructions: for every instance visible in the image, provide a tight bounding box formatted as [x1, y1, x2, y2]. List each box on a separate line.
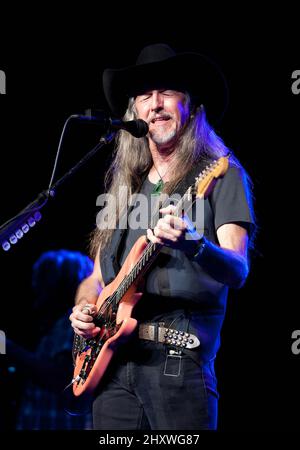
[195, 155, 230, 198]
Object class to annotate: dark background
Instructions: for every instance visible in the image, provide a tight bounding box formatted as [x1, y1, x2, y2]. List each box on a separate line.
[0, 7, 299, 432]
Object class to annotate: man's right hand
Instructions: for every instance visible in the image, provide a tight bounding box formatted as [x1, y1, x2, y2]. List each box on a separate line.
[69, 300, 100, 339]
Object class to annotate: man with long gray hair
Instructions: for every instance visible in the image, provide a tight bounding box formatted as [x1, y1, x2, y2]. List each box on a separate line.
[69, 43, 256, 430]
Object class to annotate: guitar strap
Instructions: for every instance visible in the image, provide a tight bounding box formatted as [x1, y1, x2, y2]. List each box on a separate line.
[169, 159, 208, 200]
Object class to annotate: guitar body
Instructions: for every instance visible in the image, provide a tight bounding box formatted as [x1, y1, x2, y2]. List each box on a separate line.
[72, 235, 148, 396]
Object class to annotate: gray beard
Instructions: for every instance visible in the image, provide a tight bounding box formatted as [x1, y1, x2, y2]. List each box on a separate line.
[150, 128, 177, 145]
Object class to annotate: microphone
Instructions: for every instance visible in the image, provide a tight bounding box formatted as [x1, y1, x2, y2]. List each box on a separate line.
[72, 111, 149, 138]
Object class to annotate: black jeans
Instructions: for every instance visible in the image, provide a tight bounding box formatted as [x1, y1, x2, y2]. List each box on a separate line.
[93, 340, 218, 430]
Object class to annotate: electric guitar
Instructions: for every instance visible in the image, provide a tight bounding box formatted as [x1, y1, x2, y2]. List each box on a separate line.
[72, 155, 229, 396]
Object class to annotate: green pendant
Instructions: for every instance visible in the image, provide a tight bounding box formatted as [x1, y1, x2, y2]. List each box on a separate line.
[152, 178, 164, 196]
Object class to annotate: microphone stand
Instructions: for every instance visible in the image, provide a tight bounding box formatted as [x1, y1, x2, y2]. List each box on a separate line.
[0, 131, 115, 252]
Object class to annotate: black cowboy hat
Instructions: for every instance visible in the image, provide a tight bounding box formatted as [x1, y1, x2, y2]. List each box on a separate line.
[102, 43, 229, 124]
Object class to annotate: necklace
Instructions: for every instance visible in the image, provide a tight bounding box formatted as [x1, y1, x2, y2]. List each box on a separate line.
[151, 163, 170, 196]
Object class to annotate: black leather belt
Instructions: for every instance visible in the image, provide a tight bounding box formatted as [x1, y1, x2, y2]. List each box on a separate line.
[138, 323, 200, 350]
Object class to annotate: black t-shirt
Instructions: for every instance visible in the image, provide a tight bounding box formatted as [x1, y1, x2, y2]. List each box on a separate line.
[100, 164, 255, 362]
